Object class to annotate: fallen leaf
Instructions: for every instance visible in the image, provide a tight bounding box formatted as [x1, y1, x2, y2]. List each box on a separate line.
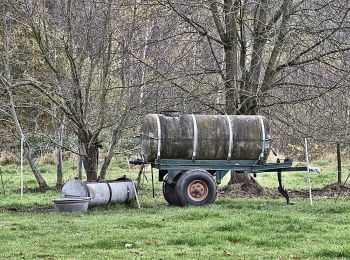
[125, 243, 133, 249]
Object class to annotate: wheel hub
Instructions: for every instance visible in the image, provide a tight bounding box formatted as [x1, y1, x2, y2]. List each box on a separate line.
[187, 180, 208, 201]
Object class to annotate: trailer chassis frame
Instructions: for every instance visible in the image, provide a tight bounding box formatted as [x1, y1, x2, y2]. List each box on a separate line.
[152, 158, 308, 184]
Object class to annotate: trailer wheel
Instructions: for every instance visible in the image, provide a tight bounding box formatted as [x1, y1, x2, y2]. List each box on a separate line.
[175, 169, 217, 206]
[162, 181, 182, 206]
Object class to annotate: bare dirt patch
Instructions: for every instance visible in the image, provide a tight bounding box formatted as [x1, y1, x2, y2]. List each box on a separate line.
[218, 182, 350, 200]
[288, 183, 350, 199]
[218, 181, 279, 199]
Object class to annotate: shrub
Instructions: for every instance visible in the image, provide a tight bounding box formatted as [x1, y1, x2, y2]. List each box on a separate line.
[39, 153, 56, 165]
[0, 152, 20, 165]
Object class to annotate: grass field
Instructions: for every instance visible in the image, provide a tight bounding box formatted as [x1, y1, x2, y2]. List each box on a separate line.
[0, 159, 350, 259]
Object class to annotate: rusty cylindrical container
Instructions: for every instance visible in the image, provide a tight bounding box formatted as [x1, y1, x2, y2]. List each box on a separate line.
[141, 113, 271, 162]
[61, 180, 136, 207]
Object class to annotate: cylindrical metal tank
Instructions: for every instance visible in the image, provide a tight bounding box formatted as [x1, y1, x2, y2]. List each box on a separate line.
[141, 113, 271, 162]
[61, 180, 136, 207]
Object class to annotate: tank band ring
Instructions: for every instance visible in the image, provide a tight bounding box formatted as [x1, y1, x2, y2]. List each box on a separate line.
[258, 115, 266, 161]
[191, 114, 198, 160]
[104, 181, 113, 206]
[225, 114, 233, 160]
[155, 114, 161, 159]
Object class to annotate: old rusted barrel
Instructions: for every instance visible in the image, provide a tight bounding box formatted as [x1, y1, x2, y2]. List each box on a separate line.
[140, 112, 271, 162]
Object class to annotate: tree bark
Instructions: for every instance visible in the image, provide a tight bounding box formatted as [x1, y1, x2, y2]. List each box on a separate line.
[26, 148, 48, 190]
[77, 156, 83, 180]
[228, 171, 254, 185]
[216, 0, 261, 184]
[222, 1, 253, 184]
[55, 124, 64, 188]
[56, 146, 63, 188]
[51, 103, 65, 188]
[79, 133, 101, 181]
[100, 138, 117, 180]
[77, 143, 83, 180]
[100, 118, 125, 179]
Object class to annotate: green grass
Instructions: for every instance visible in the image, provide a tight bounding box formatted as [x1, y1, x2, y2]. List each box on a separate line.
[0, 159, 349, 259]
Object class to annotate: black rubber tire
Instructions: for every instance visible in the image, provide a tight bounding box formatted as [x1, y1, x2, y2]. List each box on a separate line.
[175, 169, 217, 206]
[162, 181, 182, 206]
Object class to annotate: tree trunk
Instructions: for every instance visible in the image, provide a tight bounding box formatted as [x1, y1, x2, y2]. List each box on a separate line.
[77, 155, 83, 180]
[52, 103, 65, 188]
[26, 147, 49, 190]
[79, 138, 100, 181]
[56, 119, 65, 188]
[228, 171, 253, 184]
[82, 149, 98, 181]
[56, 143, 64, 188]
[224, 45, 239, 114]
[100, 128, 121, 179]
[100, 145, 114, 180]
[77, 141, 83, 180]
[224, 23, 259, 185]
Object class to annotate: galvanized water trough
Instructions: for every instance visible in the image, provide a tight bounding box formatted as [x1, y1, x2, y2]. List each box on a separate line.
[53, 197, 91, 212]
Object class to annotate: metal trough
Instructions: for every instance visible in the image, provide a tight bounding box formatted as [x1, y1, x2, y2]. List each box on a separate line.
[53, 197, 91, 212]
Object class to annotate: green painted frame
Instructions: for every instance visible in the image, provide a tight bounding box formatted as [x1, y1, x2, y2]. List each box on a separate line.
[152, 159, 308, 184]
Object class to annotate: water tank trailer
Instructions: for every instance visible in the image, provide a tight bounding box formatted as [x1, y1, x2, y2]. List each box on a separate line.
[130, 112, 310, 206]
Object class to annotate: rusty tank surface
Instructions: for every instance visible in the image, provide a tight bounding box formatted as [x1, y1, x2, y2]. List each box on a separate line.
[140, 112, 271, 162]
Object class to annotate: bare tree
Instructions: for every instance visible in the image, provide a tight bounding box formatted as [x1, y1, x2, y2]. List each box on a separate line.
[4, 0, 163, 181]
[163, 0, 350, 183]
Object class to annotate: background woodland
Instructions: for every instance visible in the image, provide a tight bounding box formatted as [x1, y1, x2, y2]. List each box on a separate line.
[0, 0, 349, 187]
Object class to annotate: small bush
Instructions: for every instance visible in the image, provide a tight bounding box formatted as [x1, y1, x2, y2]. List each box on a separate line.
[0, 152, 19, 165]
[39, 153, 56, 165]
